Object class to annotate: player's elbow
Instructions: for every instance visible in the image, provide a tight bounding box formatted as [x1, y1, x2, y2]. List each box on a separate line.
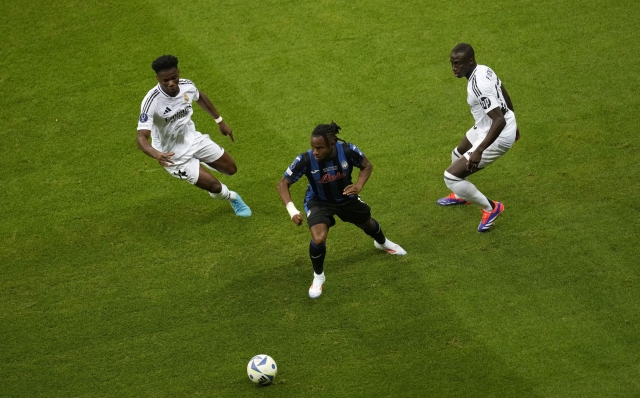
[277, 178, 289, 190]
[135, 133, 146, 150]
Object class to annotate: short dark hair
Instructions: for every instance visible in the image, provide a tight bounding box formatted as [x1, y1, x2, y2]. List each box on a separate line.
[451, 43, 475, 59]
[151, 55, 179, 73]
[312, 122, 343, 146]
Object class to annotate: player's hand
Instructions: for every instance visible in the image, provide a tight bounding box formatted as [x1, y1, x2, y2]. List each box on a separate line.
[515, 127, 520, 141]
[343, 184, 362, 196]
[291, 213, 303, 226]
[466, 151, 482, 172]
[156, 151, 175, 167]
[218, 121, 235, 142]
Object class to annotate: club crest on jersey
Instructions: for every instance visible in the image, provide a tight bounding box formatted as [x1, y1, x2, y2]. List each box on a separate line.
[480, 97, 491, 110]
[139, 113, 148, 123]
[341, 160, 348, 169]
[183, 94, 189, 103]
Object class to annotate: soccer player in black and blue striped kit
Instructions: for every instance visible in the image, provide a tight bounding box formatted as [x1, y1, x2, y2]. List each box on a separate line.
[277, 122, 406, 299]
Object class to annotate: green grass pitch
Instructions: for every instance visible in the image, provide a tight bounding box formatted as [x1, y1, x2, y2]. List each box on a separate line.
[1, 0, 639, 396]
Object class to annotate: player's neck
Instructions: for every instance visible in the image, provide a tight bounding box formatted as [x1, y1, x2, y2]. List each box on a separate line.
[465, 64, 478, 80]
[159, 85, 179, 97]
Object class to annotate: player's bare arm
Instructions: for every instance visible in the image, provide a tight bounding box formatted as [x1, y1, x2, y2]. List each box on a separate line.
[277, 177, 303, 226]
[136, 129, 175, 166]
[343, 157, 373, 196]
[501, 83, 520, 141]
[467, 108, 506, 172]
[195, 92, 234, 142]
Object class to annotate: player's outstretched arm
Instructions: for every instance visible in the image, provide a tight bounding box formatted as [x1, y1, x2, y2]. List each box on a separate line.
[195, 91, 234, 142]
[277, 177, 302, 226]
[136, 129, 175, 166]
[343, 157, 373, 196]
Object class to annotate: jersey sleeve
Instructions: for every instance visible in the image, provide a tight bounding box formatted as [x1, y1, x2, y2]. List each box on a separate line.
[474, 70, 501, 114]
[137, 92, 156, 131]
[284, 153, 307, 184]
[190, 82, 200, 102]
[180, 79, 199, 102]
[348, 143, 366, 168]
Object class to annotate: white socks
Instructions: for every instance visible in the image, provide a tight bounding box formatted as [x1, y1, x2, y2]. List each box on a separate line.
[451, 147, 462, 163]
[444, 171, 492, 211]
[208, 183, 237, 201]
[449, 148, 464, 201]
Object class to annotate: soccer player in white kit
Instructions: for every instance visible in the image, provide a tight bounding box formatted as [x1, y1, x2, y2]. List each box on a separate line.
[136, 55, 251, 217]
[437, 43, 520, 232]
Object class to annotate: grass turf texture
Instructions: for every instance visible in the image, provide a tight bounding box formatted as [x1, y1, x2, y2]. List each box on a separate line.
[1, 0, 639, 396]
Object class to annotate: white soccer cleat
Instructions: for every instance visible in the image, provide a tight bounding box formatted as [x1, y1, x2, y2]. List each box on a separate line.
[308, 284, 322, 299]
[374, 239, 407, 256]
[308, 274, 325, 299]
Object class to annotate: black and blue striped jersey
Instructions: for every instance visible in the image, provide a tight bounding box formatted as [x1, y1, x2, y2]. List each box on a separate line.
[284, 142, 366, 204]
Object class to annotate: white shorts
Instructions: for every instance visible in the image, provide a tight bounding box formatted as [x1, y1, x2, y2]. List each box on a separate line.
[164, 132, 224, 185]
[464, 122, 517, 169]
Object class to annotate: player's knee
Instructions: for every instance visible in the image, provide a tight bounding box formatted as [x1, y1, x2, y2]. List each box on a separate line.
[227, 163, 238, 175]
[444, 170, 462, 191]
[356, 218, 374, 232]
[451, 147, 462, 162]
[310, 227, 328, 245]
[311, 235, 326, 246]
[216, 162, 237, 176]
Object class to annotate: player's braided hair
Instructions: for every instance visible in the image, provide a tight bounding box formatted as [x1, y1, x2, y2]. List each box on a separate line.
[151, 55, 179, 73]
[312, 121, 345, 147]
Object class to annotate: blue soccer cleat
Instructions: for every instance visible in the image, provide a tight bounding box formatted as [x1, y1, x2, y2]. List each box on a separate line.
[478, 201, 504, 232]
[437, 192, 470, 206]
[230, 193, 252, 217]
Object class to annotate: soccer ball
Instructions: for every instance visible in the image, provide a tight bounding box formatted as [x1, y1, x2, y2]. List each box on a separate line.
[247, 354, 277, 385]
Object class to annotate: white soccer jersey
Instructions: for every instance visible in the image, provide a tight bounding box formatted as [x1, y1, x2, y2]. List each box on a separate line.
[137, 79, 200, 158]
[467, 65, 516, 134]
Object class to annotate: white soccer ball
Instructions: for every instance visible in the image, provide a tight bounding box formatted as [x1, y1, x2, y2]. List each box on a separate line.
[247, 354, 277, 385]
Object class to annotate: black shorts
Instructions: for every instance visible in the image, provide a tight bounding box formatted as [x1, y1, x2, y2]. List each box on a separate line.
[306, 197, 372, 228]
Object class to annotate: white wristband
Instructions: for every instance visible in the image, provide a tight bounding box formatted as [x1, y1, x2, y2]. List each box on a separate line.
[285, 202, 300, 218]
[215, 116, 223, 124]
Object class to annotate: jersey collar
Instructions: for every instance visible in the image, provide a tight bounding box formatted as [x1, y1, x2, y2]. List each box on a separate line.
[468, 66, 478, 80]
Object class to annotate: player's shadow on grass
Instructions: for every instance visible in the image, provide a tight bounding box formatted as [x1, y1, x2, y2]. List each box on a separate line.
[205, 256, 541, 396]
